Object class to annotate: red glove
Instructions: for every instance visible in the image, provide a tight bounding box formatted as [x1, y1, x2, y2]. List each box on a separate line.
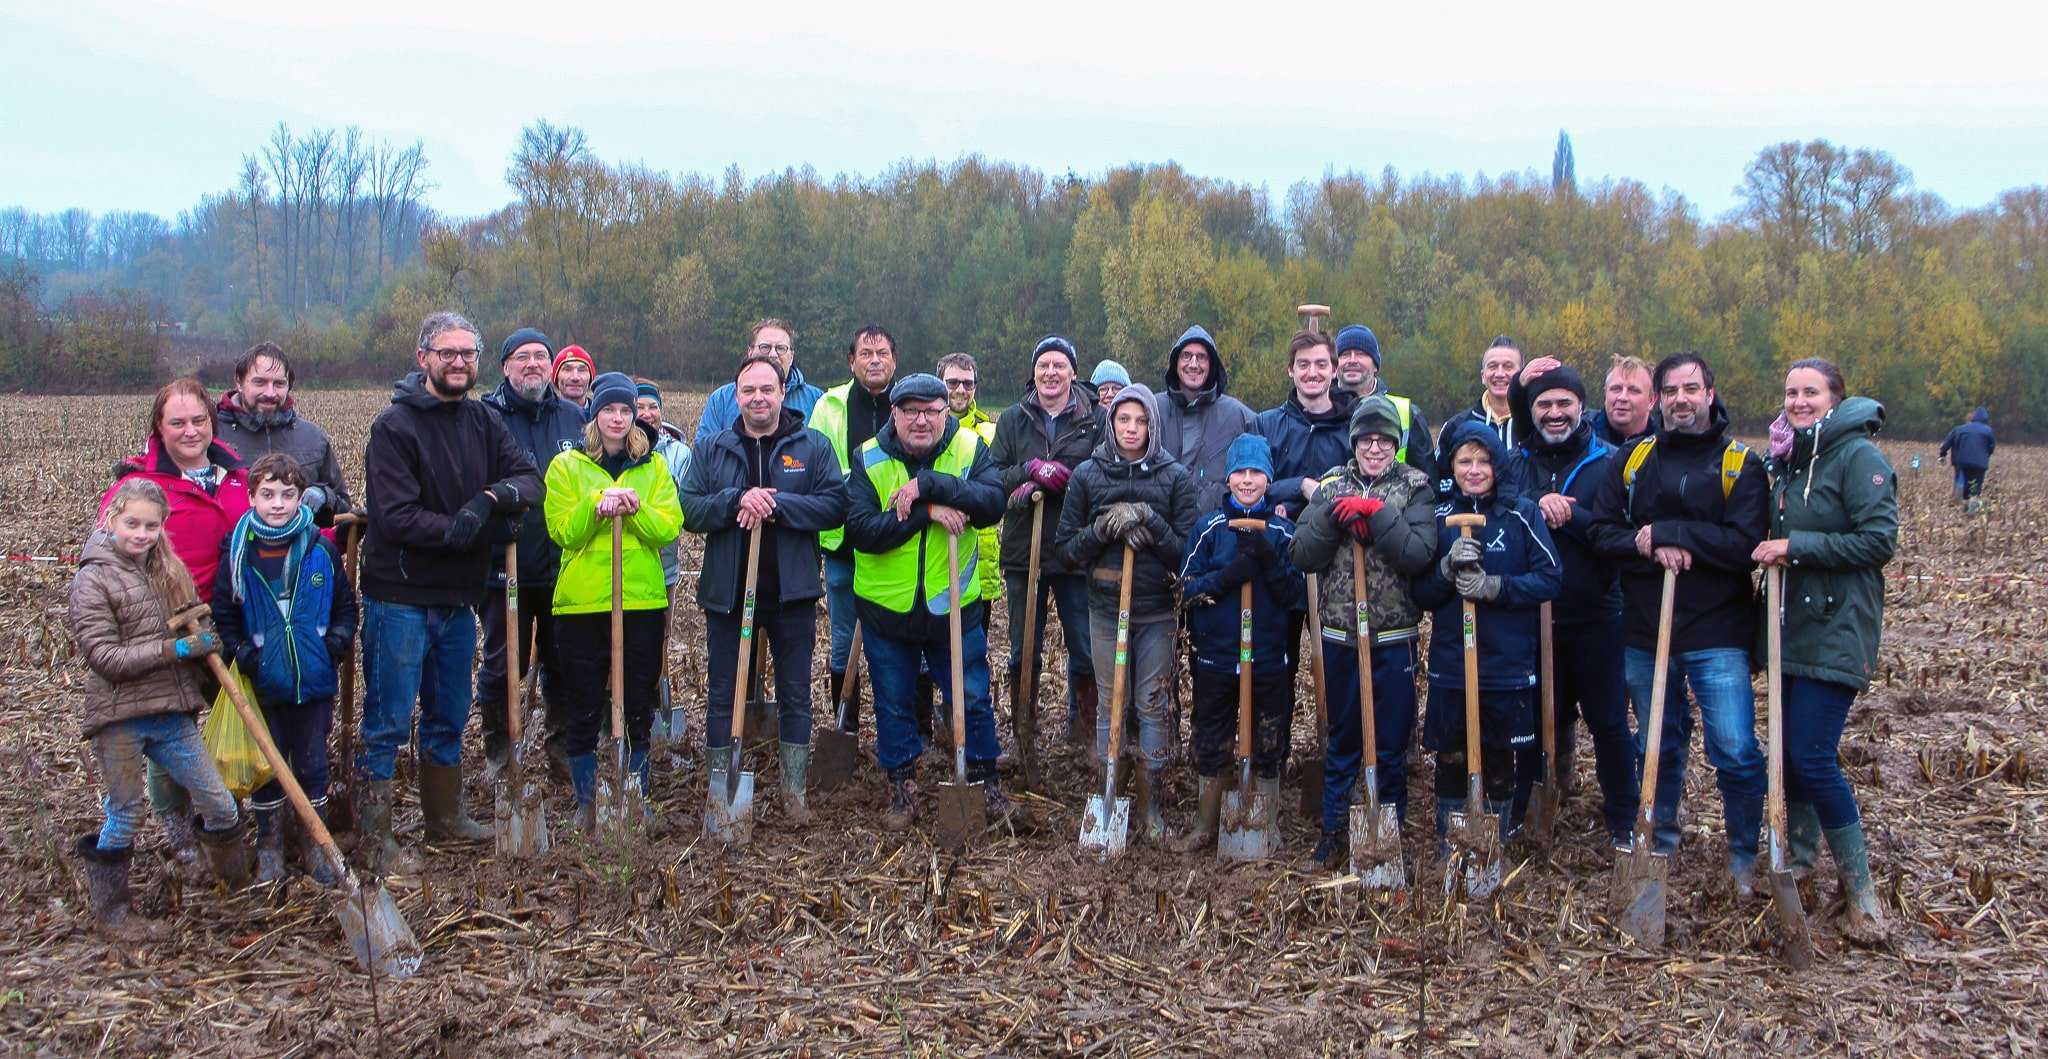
[1008, 481, 1040, 509]
[1332, 496, 1384, 541]
[1028, 459, 1072, 492]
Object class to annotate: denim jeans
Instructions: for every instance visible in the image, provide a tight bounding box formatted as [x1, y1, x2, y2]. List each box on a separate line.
[357, 598, 477, 781]
[1783, 675, 1861, 829]
[823, 554, 858, 673]
[1955, 466, 1985, 498]
[865, 623, 999, 773]
[93, 713, 239, 850]
[706, 603, 817, 748]
[1002, 569, 1094, 697]
[1090, 612, 1175, 769]
[1624, 645, 1764, 858]
[1321, 638, 1420, 831]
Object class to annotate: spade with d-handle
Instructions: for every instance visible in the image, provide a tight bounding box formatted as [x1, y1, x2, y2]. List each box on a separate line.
[1764, 563, 1816, 968]
[1611, 567, 1677, 947]
[931, 531, 985, 850]
[493, 543, 549, 856]
[706, 523, 762, 845]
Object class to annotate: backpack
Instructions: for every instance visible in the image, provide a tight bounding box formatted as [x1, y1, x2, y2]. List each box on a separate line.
[1622, 436, 1750, 506]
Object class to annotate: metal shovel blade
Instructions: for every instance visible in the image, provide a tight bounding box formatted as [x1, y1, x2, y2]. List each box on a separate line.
[1078, 793, 1130, 858]
[1526, 779, 1561, 851]
[332, 876, 423, 979]
[1349, 799, 1405, 890]
[649, 677, 682, 746]
[812, 727, 860, 793]
[1217, 782, 1276, 862]
[493, 767, 551, 858]
[746, 696, 779, 746]
[1445, 806, 1503, 900]
[1768, 864, 1815, 969]
[933, 781, 984, 852]
[705, 767, 755, 846]
[1295, 754, 1325, 820]
[1611, 844, 1670, 946]
[618, 772, 647, 833]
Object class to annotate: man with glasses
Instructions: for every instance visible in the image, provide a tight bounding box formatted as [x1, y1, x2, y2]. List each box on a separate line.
[937, 352, 1004, 605]
[693, 318, 825, 448]
[356, 312, 541, 874]
[477, 327, 584, 777]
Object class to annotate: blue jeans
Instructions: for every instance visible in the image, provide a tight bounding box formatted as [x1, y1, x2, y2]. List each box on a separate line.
[93, 713, 239, 850]
[1624, 645, 1764, 858]
[357, 599, 477, 782]
[823, 554, 858, 673]
[1321, 638, 1420, 831]
[865, 623, 999, 773]
[1002, 569, 1094, 694]
[1783, 675, 1860, 829]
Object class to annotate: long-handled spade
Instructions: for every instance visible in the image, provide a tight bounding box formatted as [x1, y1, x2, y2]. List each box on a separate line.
[1612, 567, 1678, 947]
[1348, 539, 1404, 889]
[168, 603, 422, 978]
[932, 531, 985, 850]
[1009, 491, 1047, 791]
[1525, 602, 1562, 850]
[1218, 520, 1275, 861]
[812, 621, 863, 793]
[1764, 564, 1816, 968]
[596, 517, 645, 834]
[1296, 574, 1329, 818]
[1079, 547, 1137, 857]
[1442, 513, 1503, 900]
[706, 524, 763, 845]
[494, 543, 548, 857]
[650, 586, 681, 747]
[327, 515, 361, 835]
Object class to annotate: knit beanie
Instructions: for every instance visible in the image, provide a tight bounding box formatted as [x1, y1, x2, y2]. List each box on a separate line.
[586, 371, 637, 419]
[1335, 324, 1381, 369]
[553, 345, 595, 379]
[1349, 394, 1405, 444]
[1225, 432, 1274, 480]
[1089, 360, 1131, 388]
[1524, 363, 1587, 405]
[500, 327, 553, 364]
[1031, 335, 1079, 373]
[636, 379, 663, 407]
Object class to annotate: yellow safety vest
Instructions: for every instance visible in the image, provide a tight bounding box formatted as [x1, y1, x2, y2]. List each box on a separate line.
[852, 427, 985, 616]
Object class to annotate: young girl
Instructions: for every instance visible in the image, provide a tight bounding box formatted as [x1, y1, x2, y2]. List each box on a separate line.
[545, 372, 684, 829]
[1413, 422, 1561, 861]
[68, 478, 249, 940]
[212, 454, 356, 886]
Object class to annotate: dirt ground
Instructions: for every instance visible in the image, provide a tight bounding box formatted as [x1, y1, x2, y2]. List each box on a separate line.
[0, 388, 2040, 1056]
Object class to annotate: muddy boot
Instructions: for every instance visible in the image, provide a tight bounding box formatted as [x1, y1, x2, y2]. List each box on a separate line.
[1786, 800, 1822, 879]
[1825, 823, 1889, 945]
[1066, 676, 1098, 748]
[1304, 826, 1348, 871]
[419, 763, 490, 842]
[196, 816, 252, 890]
[881, 766, 920, 832]
[74, 836, 164, 941]
[778, 742, 812, 826]
[156, 806, 205, 883]
[253, 808, 286, 884]
[1172, 775, 1224, 854]
[1134, 767, 1171, 845]
[971, 759, 1015, 832]
[568, 752, 598, 834]
[297, 804, 340, 887]
[358, 779, 421, 876]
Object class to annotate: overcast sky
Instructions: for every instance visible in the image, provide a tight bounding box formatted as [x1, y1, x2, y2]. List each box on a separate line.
[5, 1, 2044, 223]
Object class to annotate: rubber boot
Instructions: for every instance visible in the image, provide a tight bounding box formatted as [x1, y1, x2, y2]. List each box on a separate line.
[74, 836, 163, 941]
[1133, 766, 1169, 845]
[1066, 675, 1098, 748]
[419, 763, 491, 842]
[156, 804, 206, 883]
[1171, 775, 1225, 853]
[358, 778, 421, 876]
[882, 765, 920, 832]
[298, 803, 340, 887]
[778, 742, 812, 826]
[1786, 800, 1823, 879]
[1304, 827, 1348, 871]
[254, 808, 286, 884]
[196, 815, 252, 890]
[568, 752, 598, 834]
[1824, 823, 1889, 945]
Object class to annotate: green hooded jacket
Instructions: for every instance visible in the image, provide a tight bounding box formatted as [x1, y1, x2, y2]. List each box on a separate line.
[1769, 396, 1897, 691]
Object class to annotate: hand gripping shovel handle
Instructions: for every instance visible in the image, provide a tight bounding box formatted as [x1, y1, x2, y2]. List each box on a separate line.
[1766, 565, 1789, 843]
[947, 531, 969, 785]
[610, 517, 627, 774]
[727, 523, 763, 799]
[1444, 514, 1487, 798]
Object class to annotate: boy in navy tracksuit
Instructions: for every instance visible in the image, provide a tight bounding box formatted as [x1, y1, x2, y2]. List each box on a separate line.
[1412, 421, 1560, 847]
[1174, 434, 1305, 853]
[213, 454, 356, 885]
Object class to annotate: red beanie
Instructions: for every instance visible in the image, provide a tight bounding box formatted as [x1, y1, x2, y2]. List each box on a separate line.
[552, 345, 595, 378]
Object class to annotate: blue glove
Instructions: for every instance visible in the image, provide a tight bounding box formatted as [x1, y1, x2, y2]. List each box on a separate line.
[173, 632, 220, 660]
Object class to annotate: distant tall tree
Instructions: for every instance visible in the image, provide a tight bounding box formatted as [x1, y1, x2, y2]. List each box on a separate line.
[1552, 131, 1577, 198]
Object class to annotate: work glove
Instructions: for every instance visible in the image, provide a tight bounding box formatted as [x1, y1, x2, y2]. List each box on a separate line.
[1232, 526, 1274, 563]
[172, 632, 220, 660]
[443, 491, 496, 551]
[1332, 496, 1384, 542]
[323, 633, 351, 662]
[1026, 459, 1072, 493]
[1218, 549, 1259, 588]
[485, 480, 531, 515]
[1098, 501, 1150, 543]
[1123, 523, 1155, 550]
[1448, 535, 1484, 567]
[1454, 567, 1503, 602]
[1008, 482, 1040, 510]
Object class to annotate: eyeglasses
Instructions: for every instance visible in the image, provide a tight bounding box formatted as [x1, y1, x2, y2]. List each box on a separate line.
[943, 378, 977, 390]
[424, 347, 481, 363]
[1357, 436, 1397, 452]
[898, 407, 948, 422]
[750, 342, 793, 356]
[505, 350, 551, 364]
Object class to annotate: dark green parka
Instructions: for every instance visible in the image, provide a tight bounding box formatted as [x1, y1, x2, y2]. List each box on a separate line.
[1769, 396, 1897, 691]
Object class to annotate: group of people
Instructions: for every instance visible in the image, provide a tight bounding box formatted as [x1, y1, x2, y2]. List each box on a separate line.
[68, 309, 1900, 951]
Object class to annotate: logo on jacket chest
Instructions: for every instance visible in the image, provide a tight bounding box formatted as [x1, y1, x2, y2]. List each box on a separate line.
[780, 453, 806, 472]
[1486, 529, 1507, 552]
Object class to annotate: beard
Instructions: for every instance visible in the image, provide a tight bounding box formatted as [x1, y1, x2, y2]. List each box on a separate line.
[431, 366, 474, 396]
[1539, 415, 1580, 444]
[511, 376, 550, 402]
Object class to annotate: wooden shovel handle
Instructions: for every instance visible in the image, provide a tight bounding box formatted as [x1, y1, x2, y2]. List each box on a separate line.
[1104, 547, 1136, 767]
[1633, 569, 1679, 830]
[946, 531, 968, 757]
[1350, 539, 1378, 764]
[1765, 563, 1788, 838]
[506, 543, 522, 747]
[1228, 518, 1266, 761]
[1452, 522, 1483, 786]
[1014, 491, 1045, 718]
[610, 517, 625, 745]
[730, 523, 763, 746]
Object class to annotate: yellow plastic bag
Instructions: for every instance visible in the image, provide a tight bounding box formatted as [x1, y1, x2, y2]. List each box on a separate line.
[202, 662, 274, 799]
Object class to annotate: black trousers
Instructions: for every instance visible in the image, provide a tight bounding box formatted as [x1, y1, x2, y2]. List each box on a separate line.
[552, 608, 664, 759]
[705, 603, 817, 748]
[1190, 665, 1291, 778]
[475, 583, 564, 757]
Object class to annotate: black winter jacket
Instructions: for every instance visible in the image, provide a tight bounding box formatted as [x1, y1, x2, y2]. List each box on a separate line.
[988, 387, 1103, 576]
[1584, 400, 1769, 652]
[360, 373, 542, 608]
[844, 417, 1005, 645]
[1506, 417, 1622, 626]
[1055, 385, 1200, 617]
[680, 408, 847, 615]
[480, 380, 585, 588]
[1179, 495, 1305, 675]
[1254, 389, 1358, 515]
[1939, 408, 1995, 470]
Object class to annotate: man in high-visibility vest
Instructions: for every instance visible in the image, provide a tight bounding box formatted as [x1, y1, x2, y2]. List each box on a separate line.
[843, 374, 1009, 831]
[937, 352, 1004, 604]
[1333, 324, 1435, 484]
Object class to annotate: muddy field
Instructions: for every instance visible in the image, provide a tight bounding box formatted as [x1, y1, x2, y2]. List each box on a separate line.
[0, 388, 2040, 1056]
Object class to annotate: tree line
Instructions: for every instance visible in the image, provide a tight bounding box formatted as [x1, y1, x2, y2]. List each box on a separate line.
[4, 125, 2044, 439]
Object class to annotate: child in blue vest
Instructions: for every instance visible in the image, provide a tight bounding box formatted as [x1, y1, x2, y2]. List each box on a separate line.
[1174, 434, 1305, 852]
[212, 454, 356, 885]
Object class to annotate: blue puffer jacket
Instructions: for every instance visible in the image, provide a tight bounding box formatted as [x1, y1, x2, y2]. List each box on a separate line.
[1254, 389, 1358, 515]
[1939, 407, 1995, 470]
[1179, 495, 1306, 676]
[211, 534, 357, 707]
[1413, 421, 1561, 692]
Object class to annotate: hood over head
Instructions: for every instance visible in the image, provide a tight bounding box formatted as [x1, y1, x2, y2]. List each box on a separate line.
[1106, 382, 1167, 464]
[1163, 325, 1228, 398]
[1972, 406, 1991, 424]
[1440, 418, 1519, 503]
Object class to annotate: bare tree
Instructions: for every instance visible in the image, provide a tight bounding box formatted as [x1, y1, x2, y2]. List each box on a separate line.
[264, 123, 297, 310]
[237, 154, 268, 304]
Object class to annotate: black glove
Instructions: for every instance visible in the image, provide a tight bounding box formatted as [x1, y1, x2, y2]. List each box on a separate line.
[1233, 526, 1274, 562]
[444, 491, 495, 550]
[323, 634, 351, 662]
[232, 643, 259, 673]
[486, 480, 531, 515]
[1218, 550, 1258, 588]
